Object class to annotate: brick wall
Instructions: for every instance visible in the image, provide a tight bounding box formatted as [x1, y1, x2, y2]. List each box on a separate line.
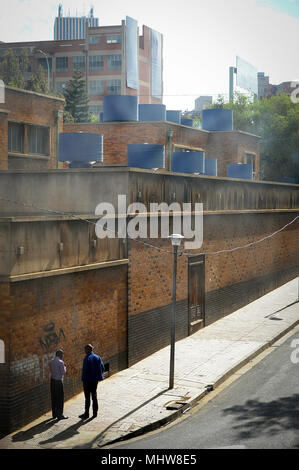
[0, 87, 64, 170]
[63, 122, 259, 174]
[206, 131, 260, 179]
[0, 265, 127, 436]
[127, 211, 299, 365]
[0, 111, 8, 170]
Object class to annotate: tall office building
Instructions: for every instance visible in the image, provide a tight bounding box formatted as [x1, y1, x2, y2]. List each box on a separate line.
[194, 96, 213, 113]
[54, 4, 99, 41]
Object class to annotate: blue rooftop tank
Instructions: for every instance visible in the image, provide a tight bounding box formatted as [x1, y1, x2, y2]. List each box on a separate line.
[138, 104, 166, 122]
[204, 158, 218, 176]
[59, 133, 103, 162]
[227, 163, 253, 180]
[202, 108, 233, 131]
[181, 118, 193, 127]
[127, 144, 165, 169]
[103, 95, 138, 122]
[172, 151, 205, 174]
[166, 110, 181, 124]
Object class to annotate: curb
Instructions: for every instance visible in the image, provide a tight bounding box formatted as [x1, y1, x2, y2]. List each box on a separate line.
[99, 315, 299, 448]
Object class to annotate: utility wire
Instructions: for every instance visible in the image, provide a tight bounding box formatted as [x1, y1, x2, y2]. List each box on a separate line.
[0, 196, 298, 257]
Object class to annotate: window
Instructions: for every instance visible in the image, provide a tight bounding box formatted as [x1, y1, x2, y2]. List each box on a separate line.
[89, 80, 104, 96]
[56, 81, 68, 95]
[73, 55, 85, 72]
[106, 79, 121, 95]
[8, 123, 24, 153]
[56, 56, 68, 72]
[106, 35, 121, 44]
[37, 57, 52, 72]
[107, 54, 122, 70]
[89, 35, 100, 45]
[28, 126, 49, 155]
[89, 55, 104, 71]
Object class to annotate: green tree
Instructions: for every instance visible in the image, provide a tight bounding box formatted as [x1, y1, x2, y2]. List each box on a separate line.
[63, 71, 89, 123]
[0, 48, 29, 89]
[209, 92, 299, 183]
[25, 65, 49, 94]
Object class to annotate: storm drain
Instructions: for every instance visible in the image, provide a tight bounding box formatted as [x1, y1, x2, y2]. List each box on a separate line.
[164, 400, 189, 410]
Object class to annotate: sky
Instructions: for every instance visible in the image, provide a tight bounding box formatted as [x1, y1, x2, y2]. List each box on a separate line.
[0, 0, 298, 110]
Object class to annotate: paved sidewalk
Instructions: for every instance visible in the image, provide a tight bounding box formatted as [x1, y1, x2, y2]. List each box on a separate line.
[0, 278, 298, 450]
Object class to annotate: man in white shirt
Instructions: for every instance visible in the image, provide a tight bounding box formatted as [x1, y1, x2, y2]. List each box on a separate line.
[49, 349, 68, 420]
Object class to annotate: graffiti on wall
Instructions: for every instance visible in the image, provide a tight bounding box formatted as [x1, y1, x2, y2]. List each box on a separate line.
[39, 322, 66, 351]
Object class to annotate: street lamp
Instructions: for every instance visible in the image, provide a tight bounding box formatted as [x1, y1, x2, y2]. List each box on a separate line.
[168, 233, 184, 389]
[37, 49, 50, 91]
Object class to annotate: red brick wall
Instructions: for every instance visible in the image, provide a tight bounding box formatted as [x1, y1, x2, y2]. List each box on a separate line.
[0, 87, 64, 170]
[0, 265, 127, 435]
[63, 122, 259, 174]
[63, 122, 211, 168]
[0, 112, 8, 170]
[206, 131, 260, 179]
[127, 211, 299, 364]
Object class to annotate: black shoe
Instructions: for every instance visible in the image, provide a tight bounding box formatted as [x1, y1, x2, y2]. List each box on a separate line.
[79, 413, 89, 419]
[57, 416, 68, 420]
[92, 413, 97, 418]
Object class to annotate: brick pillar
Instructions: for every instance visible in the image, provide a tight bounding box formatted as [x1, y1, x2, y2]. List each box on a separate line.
[0, 111, 9, 170]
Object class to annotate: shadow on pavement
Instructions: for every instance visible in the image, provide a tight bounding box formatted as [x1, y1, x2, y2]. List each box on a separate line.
[12, 419, 58, 442]
[73, 387, 169, 449]
[222, 394, 299, 440]
[38, 417, 95, 445]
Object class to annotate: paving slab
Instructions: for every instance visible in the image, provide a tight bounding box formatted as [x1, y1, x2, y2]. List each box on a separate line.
[0, 278, 298, 449]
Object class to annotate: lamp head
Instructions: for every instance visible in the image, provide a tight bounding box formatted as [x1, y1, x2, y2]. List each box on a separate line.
[169, 233, 184, 246]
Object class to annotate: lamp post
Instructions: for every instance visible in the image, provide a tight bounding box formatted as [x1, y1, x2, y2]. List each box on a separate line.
[168, 233, 184, 389]
[37, 49, 50, 91]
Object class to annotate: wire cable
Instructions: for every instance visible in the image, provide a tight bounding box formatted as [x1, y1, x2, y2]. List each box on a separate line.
[0, 195, 298, 257]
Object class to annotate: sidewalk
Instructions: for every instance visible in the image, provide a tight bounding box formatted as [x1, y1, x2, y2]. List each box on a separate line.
[0, 278, 298, 450]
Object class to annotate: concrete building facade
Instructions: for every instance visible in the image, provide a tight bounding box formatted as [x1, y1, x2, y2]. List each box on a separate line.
[0, 18, 163, 117]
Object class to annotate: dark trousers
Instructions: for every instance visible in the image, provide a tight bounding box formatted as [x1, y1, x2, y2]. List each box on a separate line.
[50, 378, 64, 419]
[83, 381, 98, 415]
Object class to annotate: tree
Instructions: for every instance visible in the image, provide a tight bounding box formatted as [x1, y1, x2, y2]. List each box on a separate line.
[63, 71, 89, 123]
[0, 48, 29, 89]
[209, 92, 299, 183]
[0, 48, 50, 94]
[25, 65, 49, 94]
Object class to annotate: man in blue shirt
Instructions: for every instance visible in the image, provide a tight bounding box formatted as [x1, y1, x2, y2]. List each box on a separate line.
[79, 344, 105, 419]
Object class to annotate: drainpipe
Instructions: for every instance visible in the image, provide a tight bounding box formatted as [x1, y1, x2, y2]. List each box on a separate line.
[167, 130, 174, 171]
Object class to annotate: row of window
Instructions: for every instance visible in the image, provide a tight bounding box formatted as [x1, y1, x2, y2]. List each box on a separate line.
[8, 123, 49, 156]
[89, 34, 122, 45]
[56, 54, 122, 72]
[56, 79, 121, 96]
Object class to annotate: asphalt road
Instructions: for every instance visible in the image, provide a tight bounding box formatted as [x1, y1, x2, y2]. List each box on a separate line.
[111, 327, 299, 450]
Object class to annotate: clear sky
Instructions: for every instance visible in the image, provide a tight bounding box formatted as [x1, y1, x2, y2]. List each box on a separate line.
[0, 0, 298, 110]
